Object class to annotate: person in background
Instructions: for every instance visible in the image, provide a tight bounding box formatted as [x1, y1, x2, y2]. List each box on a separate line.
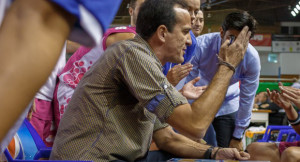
[186, 11, 260, 150]
[66, 40, 81, 55]
[247, 82, 300, 162]
[0, 0, 121, 153]
[253, 91, 270, 109]
[191, 10, 204, 37]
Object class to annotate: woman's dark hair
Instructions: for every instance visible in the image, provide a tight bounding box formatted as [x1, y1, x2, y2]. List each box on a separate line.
[221, 11, 257, 38]
[136, 0, 187, 41]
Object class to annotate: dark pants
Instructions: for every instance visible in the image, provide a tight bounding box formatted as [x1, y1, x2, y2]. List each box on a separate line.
[203, 124, 217, 146]
[212, 111, 237, 147]
[112, 150, 175, 162]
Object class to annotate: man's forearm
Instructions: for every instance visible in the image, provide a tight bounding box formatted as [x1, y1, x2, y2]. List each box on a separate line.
[154, 126, 213, 159]
[0, 0, 75, 142]
[285, 106, 300, 134]
[168, 65, 234, 139]
[191, 65, 234, 136]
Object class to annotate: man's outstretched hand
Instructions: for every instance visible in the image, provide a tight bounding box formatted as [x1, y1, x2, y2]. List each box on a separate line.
[180, 77, 207, 100]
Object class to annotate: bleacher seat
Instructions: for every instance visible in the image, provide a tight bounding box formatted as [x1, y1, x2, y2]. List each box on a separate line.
[4, 119, 92, 162]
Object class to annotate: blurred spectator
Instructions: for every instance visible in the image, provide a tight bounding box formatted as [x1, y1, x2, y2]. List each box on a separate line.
[291, 78, 300, 89]
[191, 10, 204, 37]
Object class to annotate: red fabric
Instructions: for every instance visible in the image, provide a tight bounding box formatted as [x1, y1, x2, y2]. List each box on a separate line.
[102, 26, 136, 50]
[30, 98, 56, 147]
[279, 141, 300, 155]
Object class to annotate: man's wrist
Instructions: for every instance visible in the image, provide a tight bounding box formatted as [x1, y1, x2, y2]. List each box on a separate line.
[204, 146, 214, 159]
[211, 147, 222, 159]
[231, 136, 242, 141]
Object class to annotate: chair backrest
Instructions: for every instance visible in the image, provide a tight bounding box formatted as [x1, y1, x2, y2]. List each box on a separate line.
[258, 125, 292, 142]
[276, 129, 296, 142]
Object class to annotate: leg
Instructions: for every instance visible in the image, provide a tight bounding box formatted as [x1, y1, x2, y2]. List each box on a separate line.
[212, 112, 236, 147]
[281, 147, 300, 162]
[246, 142, 280, 162]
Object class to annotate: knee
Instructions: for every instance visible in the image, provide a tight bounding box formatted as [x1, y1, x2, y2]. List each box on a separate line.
[281, 147, 300, 161]
[246, 142, 278, 160]
[246, 142, 262, 154]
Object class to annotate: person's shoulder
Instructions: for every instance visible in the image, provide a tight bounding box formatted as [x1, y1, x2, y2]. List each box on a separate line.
[103, 26, 137, 50]
[245, 43, 260, 60]
[196, 32, 220, 44]
[105, 26, 136, 35]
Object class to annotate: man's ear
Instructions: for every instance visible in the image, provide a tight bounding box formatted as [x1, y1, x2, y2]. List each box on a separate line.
[129, 7, 134, 16]
[156, 25, 168, 43]
[220, 27, 224, 38]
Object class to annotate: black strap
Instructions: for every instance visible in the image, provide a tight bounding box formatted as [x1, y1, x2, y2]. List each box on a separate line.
[288, 113, 300, 126]
[204, 146, 214, 159]
[212, 147, 222, 159]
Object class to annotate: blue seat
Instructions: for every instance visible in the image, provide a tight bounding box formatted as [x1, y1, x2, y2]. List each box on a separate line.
[4, 119, 92, 162]
[276, 129, 297, 142]
[258, 125, 292, 142]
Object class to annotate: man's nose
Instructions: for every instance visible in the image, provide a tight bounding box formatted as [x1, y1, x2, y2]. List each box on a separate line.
[186, 33, 192, 46]
[190, 11, 195, 25]
[195, 19, 200, 25]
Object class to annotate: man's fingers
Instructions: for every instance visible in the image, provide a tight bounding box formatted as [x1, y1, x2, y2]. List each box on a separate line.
[244, 31, 251, 45]
[283, 86, 300, 95]
[280, 87, 298, 100]
[233, 149, 243, 160]
[267, 88, 271, 96]
[181, 63, 193, 68]
[222, 39, 231, 48]
[239, 151, 251, 160]
[188, 77, 200, 85]
[233, 149, 250, 160]
[201, 86, 207, 90]
[171, 63, 193, 73]
[282, 93, 295, 103]
[241, 31, 251, 54]
[235, 26, 249, 42]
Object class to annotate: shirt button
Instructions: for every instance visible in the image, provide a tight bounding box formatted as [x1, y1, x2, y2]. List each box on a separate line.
[163, 84, 168, 89]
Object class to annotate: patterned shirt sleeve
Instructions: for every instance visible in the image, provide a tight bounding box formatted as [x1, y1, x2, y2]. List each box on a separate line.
[116, 39, 188, 123]
[153, 118, 169, 132]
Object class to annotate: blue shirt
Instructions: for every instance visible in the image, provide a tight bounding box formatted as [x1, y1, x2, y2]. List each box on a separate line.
[51, 0, 122, 47]
[186, 33, 261, 138]
[163, 31, 196, 75]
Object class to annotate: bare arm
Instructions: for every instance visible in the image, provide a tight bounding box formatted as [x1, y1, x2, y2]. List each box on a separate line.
[66, 40, 81, 54]
[0, 0, 75, 142]
[268, 84, 300, 134]
[106, 32, 135, 48]
[167, 26, 251, 139]
[153, 126, 250, 160]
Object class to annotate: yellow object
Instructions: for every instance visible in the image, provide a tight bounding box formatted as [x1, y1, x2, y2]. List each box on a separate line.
[245, 129, 266, 146]
[245, 129, 265, 138]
